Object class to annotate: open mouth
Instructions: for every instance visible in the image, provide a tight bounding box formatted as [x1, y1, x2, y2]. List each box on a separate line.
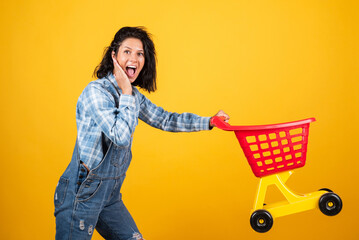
[126, 66, 137, 78]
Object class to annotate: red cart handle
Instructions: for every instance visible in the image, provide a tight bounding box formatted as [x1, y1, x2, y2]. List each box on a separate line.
[211, 116, 316, 131]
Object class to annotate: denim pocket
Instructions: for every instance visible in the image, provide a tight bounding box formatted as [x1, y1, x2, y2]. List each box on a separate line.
[76, 179, 102, 202]
[111, 145, 128, 167]
[54, 177, 69, 208]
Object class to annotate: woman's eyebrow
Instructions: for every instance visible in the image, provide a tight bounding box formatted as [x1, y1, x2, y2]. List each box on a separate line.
[123, 46, 143, 51]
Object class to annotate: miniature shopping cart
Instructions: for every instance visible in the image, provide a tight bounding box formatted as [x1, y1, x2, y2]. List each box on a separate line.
[211, 116, 342, 233]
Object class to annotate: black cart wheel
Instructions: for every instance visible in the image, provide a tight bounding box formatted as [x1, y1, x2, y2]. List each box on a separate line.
[319, 192, 342, 216]
[250, 210, 273, 233]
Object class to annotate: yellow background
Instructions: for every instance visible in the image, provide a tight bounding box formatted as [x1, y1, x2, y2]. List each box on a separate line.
[1, 0, 358, 239]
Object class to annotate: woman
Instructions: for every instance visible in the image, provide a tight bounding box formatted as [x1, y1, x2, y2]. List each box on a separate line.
[54, 26, 229, 240]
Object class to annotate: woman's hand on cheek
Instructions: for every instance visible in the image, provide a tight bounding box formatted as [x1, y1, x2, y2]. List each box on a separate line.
[112, 52, 132, 95]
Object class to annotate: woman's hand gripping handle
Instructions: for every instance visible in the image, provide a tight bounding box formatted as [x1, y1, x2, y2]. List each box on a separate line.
[210, 110, 230, 128]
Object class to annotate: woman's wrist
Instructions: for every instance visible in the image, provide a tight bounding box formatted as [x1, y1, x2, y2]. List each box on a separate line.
[121, 86, 132, 95]
[209, 117, 214, 130]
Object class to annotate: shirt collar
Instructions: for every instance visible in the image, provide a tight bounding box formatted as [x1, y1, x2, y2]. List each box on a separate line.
[106, 73, 118, 86]
[104, 74, 123, 95]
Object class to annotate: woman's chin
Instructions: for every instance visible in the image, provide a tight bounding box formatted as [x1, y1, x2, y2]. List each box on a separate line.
[129, 75, 139, 83]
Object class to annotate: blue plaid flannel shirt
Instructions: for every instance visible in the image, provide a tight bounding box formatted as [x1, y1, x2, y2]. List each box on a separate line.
[76, 74, 212, 169]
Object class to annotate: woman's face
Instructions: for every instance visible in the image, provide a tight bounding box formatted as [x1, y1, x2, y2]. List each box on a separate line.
[115, 38, 145, 83]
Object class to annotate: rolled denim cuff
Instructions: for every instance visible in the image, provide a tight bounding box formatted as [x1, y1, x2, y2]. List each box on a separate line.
[201, 117, 212, 131]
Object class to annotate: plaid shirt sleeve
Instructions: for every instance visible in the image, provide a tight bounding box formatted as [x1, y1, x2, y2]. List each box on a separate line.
[82, 83, 136, 146]
[137, 90, 211, 132]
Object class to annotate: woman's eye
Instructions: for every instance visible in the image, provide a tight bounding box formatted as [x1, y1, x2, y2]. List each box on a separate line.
[124, 50, 130, 54]
[138, 52, 144, 56]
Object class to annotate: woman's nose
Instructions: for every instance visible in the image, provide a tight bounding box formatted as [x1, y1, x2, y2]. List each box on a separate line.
[129, 53, 138, 62]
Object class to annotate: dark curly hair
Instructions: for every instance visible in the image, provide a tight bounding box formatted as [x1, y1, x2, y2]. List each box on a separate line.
[93, 26, 157, 92]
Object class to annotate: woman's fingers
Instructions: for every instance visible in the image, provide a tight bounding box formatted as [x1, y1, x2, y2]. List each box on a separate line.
[210, 110, 230, 127]
[215, 110, 230, 122]
[113, 56, 122, 72]
[112, 53, 126, 78]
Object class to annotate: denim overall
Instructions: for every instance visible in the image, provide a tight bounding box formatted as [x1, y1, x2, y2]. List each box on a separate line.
[54, 138, 143, 240]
